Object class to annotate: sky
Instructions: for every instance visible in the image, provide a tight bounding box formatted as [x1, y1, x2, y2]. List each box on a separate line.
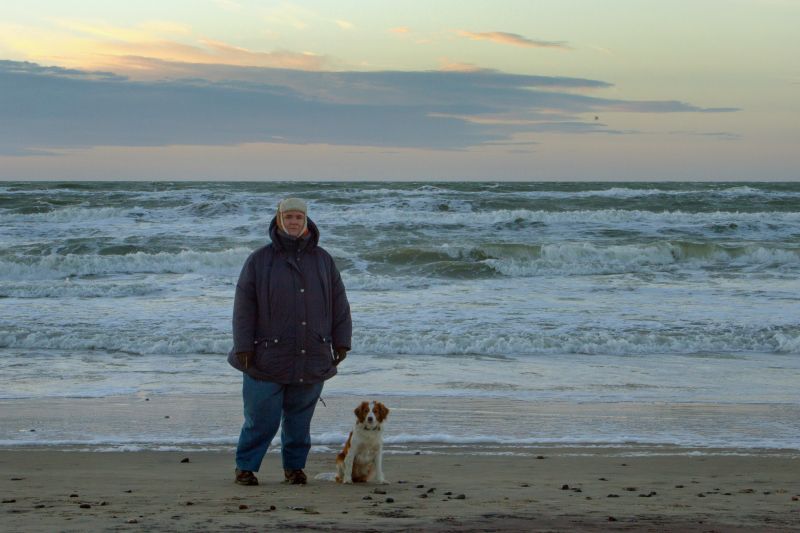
[0, 0, 798, 181]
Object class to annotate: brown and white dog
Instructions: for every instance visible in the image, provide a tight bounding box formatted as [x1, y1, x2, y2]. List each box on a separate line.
[336, 401, 390, 484]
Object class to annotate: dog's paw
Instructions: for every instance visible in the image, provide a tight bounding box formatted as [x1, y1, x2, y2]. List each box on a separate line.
[376, 478, 388, 485]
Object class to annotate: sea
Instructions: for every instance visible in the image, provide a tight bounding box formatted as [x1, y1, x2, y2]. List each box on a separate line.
[1, 181, 798, 455]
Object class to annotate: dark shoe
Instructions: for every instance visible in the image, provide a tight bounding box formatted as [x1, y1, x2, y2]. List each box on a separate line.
[284, 468, 307, 485]
[235, 468, 258, 486]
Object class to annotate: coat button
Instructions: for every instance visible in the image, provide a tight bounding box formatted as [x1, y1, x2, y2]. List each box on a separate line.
[299, 378, 304, 383]
[301, 349, 306, 354]
[300, 288, 305, 293]
[301, 321, 306, 326]
[274, 339, 278, 343]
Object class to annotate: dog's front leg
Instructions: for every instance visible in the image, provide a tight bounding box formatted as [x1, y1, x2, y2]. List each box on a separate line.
[342, 450, 355, 484]
[374, 445, 387, 484]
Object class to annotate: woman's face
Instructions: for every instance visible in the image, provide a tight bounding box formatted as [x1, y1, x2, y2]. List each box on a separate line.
[281, 210, 306, 237]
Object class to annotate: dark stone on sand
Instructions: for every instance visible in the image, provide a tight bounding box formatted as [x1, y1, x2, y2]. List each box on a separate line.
[10, 478, 24, 481]
[270, 505, 276, 511]
[607, 494, 619, 498]
[444, 491, 452, 495]
[414, 451, 421, 455]
[363, 496, 372, 500]
[419, 493, 428, 498]
[739, 488, 755, 493]
[185, 501, 194, 506]
[697, 493, 705, 498]
[561, 484, 570, 490]
[586, 496, 592, 500]
[2, 499, 16, 503]
[416, 484, 425, 488]
[598, 478, 607, 481]
[386, 498, 394, 503]
[791, 496, 798, 501]
[520, 483, 529, 487]
[572, 488, 583, 493]
[455, 494, 466, 500]
[34, 504, 45, 509]
[80, 504, 91, 509]
[374, 489, 387, 494]
[724, 493, 732, 496]
[675, 485, 684, 488]
[427, 488, 435, 493]
[100, 501, 109, 506]
[30, 429, 35, 432]
[238, 504, 248, 510]
[608, 516, 617, 522]
[69, 494, 79, 498]
[620, 463, 627, 466]
[126, 519, 138, 524]
[764, 491, 772, 495]
[536, 455, 545, 459]
[124, 490, 133, 493]
[624, 487, 636, 491]
[397, 480, 408, 484]
[180, 458, 190, 463]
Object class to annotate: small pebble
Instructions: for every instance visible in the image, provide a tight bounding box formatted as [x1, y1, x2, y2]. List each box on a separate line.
[416, 484, 425, 488]
[697, 493, 705, 498]
[126, 519, 138, 524]
[69, 494, 79, 498]
[620, 463, 628, 466]
[724, 493, 732, 496]
[791, 496, 798, 501]
[185, 501, 194, 506]
[444, 491, 452, 495]
[373, 489, 387, 494]
[124, 490, 133, 493]
[763, 491, 772, 495]
[598, 478, 607, 481]
[269, 505, 276, 511]
[180, 458, 190, 463]
[455, 494, 466, 500]
[608, 516, 617, 522]
[397, 480, 408, 484]
[572, 488, 583, 493]
[624, 487, 637, 491]
[100, 501, 109, 506]
[2, 499, 16, 503]
[427, 488, 435, 493]
[561, 484, 570, 490]
[607, 494, 619, 498]
[29, 429, 36, 432]
[80, 504, 91, 509]
[362, 496, 372, 500]
[419, 493, 428, 499]
[34, 504, 45, 509]
[10, 477, 24, 481]
[414, 451, 421, 455]
[675, 485, 684, 488]
[520, 483, 529, 487]
[386, 497, 394, 503]
[585, 496, 592, 500]
[238, 504, 248, 510]
[536, 455, 545, 459]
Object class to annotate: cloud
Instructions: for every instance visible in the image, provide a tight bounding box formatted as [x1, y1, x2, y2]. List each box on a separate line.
[335, 20, 355, 30]
[390, 27, 410, 34]
[457, 31, 571, 50]
[0, 60, 737, 157]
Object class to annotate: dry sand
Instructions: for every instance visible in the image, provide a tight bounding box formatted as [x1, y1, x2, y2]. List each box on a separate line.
[1, 447, 799, 532]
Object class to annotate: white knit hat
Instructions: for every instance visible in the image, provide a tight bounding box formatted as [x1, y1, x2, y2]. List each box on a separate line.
[277, 197, 308, 235]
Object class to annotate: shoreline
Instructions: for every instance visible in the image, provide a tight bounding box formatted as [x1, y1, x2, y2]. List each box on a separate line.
[2, 447, 799, 532]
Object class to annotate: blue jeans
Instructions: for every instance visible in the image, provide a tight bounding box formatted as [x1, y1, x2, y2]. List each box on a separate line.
[235, 374, 324, 472]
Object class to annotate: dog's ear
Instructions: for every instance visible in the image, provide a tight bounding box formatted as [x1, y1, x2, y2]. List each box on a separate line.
[374, 402, 389, 422]
[354, 401, 370, 421]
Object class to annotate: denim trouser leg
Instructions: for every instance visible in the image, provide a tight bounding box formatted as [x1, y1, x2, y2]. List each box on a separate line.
[235, 374, 324, 473]
[281, 381, 324, 470]
[235, 375, 283, 472]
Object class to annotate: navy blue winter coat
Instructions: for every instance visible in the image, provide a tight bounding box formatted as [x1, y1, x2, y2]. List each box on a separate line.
[227, 217, 352, 384]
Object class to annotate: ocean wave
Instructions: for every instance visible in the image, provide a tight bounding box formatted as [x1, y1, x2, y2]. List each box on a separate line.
[0, 280, 162, 298]
[0, 248, 249, 280]
[2, 324, 797, 356]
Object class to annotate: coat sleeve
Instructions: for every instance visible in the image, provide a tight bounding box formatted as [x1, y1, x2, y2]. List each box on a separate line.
[232, 253, 258, 353]
[330, 259, 352, 350]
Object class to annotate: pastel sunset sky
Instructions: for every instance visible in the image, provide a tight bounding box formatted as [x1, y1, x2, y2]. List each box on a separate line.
[1, 0, 797, 180]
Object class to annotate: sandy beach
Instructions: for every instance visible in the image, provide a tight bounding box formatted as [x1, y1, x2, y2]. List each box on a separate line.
[1, 447, 798, 532]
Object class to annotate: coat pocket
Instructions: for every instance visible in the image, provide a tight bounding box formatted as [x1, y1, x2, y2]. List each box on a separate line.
[253, 334, 295, 380]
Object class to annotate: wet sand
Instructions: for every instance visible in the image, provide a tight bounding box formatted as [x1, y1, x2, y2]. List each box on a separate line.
[1, 447, 799, 532]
